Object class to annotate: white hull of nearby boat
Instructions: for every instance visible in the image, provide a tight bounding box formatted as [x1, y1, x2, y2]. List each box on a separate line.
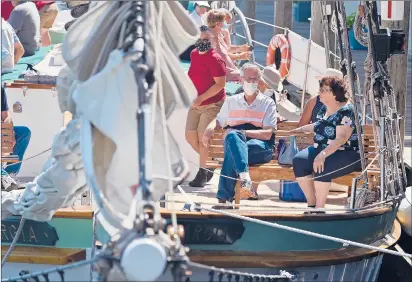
[5, 87, 65, 179]
[397, 186, 412, 236]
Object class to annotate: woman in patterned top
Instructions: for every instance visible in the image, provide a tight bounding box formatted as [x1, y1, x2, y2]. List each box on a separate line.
[291, 76, 362, 211]
[297, 68, 344, 126]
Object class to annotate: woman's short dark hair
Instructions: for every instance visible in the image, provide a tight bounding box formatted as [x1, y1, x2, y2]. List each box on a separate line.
[319, 77, 348, 102]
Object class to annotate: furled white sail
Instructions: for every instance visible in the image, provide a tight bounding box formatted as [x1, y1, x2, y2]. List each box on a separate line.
[10, 1, 199, 226]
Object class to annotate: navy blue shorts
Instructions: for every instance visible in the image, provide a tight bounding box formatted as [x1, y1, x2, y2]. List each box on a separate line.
[293, 145, 362, 182]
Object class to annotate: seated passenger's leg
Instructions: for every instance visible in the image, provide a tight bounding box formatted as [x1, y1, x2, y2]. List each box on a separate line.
[246, 139, 274, 165]
[5, 126, 31, 175]
[314, 150, 361, 207]
[217, 131, 248, 201]
[293, 146, 318, 206]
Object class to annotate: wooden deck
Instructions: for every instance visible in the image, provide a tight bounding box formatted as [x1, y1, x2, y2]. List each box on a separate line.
[166, 169, 349, 214]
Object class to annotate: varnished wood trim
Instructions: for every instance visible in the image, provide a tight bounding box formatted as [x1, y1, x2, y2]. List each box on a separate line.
[188, 221, 400, 268]
[159, 205, 394, 221]
[53, 206, 94, 219]
[51, 204, 394, 221]
[5, 83, 56, 89]
[1, 246, 86, 265]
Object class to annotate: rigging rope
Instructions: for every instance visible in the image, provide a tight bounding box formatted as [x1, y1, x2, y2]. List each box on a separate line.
[177, 186, 412, 259]
[1, 218, 25, 267]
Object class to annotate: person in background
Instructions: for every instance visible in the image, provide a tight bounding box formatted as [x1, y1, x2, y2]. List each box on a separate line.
[189, 1, 210, 27]
[185, 25, 226, 187]
[202, 63, 277, 207]
[206, 9, 251, 82]
[8, 0, 41, 56]
[297, 68, 343, 127]
[180, 1, 210, 61]
[291, 75, 361, 211]
[1, 17, 25, 74]
[33, 1, 58, 46]
[1, 0, 14, 20]
[1, 86, 31, 176]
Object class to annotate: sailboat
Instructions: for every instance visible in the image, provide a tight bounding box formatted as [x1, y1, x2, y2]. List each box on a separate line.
[1, 1, 410, 281]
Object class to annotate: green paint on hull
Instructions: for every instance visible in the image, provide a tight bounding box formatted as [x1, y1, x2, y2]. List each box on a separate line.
[1, 209, 397, 253]
[2, 217, 93, 249]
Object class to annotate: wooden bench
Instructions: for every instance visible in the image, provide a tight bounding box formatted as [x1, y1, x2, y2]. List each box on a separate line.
[206, 121, 380, 206]
[1, 123, 20, 164]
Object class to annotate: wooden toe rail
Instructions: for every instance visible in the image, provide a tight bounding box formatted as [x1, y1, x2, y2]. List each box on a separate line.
[1, 123, 19, 164]
[1, 246, 86, 265]
[207, 121, 379, 206]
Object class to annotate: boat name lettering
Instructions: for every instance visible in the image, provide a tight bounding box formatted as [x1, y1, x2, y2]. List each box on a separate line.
[179, 219, 245, 245]
[1, 218, 59, 246]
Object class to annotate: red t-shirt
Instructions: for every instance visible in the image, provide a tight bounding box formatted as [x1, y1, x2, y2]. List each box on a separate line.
[188, 49, 226, 106]
[1, 1, 14, 20]
[33, 1, 55, 11]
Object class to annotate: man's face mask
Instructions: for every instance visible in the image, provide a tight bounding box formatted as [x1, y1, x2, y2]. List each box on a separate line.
[243, 82, 259, 95]
[195, 39, 211, 52]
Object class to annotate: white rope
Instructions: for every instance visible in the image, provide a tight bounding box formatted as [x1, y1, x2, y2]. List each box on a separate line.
[177, 185, 412, 259]
[1, 218, 25, 267]
[153, 2, 178, 233]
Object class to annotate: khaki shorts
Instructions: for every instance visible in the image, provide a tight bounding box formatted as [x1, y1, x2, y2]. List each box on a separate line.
[39, 3, 59, 29]
[185, 100, 224, 133]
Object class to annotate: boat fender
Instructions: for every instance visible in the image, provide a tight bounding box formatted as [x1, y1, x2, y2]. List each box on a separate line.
[266, 34, 291, 80]
[397, 186, 412, 236]
[182, 201, 201, 212]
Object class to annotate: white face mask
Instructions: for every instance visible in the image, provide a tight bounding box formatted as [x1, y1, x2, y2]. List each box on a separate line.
[243, 82, 258, 95]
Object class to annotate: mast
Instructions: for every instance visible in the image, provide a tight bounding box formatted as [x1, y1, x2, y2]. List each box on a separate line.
[334, 2, 368, 179]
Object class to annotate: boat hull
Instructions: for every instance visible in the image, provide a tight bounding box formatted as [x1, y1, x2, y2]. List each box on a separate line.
[159, 255, 384, 282]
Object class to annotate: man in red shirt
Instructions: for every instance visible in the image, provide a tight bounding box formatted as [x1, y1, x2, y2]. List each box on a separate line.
[185, 25, 227, 187]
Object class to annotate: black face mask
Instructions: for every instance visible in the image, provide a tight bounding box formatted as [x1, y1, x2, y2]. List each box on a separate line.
[195, 39, 211, 52]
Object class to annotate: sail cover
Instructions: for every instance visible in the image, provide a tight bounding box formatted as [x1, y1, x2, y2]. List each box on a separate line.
[10, 1, 199, 227]
[67, 1, 199, 215]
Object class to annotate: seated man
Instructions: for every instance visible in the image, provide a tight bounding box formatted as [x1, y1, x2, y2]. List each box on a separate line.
[1, 86, 31, 176]
[1, 17, 25, 74]
[8, 0, 41, 56]
[202, 63, 277, 208]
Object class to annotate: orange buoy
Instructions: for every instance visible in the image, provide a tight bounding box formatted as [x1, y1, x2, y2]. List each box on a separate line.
[266, 34, 291, 80]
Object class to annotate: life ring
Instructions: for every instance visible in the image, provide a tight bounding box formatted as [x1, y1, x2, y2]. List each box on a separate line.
[266, 34, 291, 80]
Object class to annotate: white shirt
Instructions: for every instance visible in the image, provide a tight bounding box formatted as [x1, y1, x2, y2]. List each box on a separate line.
[1, 18, 20, 74]
[189, 11, 205, 27]
[216, 92, 277, 129]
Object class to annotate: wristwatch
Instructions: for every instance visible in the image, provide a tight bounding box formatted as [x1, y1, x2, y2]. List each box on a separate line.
[242, 130, 247, 136]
